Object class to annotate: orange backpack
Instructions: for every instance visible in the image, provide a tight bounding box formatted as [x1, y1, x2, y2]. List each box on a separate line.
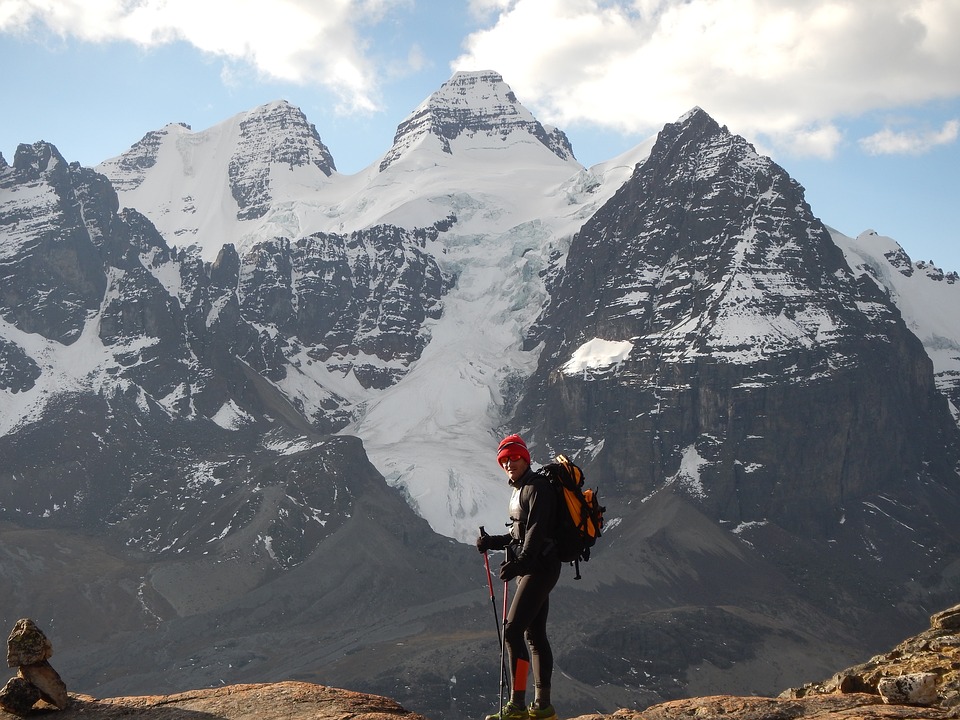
[539, 454, 605, 579]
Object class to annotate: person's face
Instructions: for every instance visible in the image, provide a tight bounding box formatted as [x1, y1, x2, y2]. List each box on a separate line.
[500, 455, 529, 482]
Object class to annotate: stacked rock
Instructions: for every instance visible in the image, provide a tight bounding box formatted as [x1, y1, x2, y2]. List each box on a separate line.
[0, 618, 68, 714]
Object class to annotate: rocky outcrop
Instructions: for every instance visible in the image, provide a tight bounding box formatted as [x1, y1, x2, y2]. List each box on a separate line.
[783, 603, 960, 711]
[572, 603, 960, 719]
[236, 226, 452, 388]
[0, 681, 426, 720]
[584, 693, 957, 719]
[0, 338, 41, 393]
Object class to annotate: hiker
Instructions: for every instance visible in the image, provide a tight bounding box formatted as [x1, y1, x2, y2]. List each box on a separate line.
[476, 434, 561, 720]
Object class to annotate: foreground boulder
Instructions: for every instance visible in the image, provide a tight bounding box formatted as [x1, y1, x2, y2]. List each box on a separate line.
[1, 619, 68, 713]
[4, 620, 51, 668]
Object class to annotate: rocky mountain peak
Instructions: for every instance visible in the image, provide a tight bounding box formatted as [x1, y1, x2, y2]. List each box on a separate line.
[0, 142, 115, 344]
[12, 141, 67, 178]
[222, 100, 338, 222]
[521, 103, 960, 554]
[378, 69, 576, 171]
[95, 100, 340, 258]
[538, 105, 852, 369]
[238, 99, 336, 175]
[228, 99, 337, 220]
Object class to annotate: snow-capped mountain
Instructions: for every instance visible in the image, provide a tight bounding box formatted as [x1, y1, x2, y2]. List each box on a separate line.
[89, 70, 648, 543]
[2, 69, 960, 720]
[95, 100, 338, 262]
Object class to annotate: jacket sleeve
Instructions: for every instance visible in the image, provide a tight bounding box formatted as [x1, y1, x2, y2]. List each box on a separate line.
[515, 477, 557, 570]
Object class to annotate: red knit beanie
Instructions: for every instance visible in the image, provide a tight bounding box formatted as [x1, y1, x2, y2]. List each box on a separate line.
[497, 434, 531, 465]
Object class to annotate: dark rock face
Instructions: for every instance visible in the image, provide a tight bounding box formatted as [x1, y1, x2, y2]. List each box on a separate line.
[236, 226, 451, 388]
[0, 338, 40, 392]
[380, 70, 576, 170]
[0, 142, 110, 344]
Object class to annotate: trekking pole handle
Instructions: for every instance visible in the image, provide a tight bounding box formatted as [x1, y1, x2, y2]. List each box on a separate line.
[480, 526, 494, 592]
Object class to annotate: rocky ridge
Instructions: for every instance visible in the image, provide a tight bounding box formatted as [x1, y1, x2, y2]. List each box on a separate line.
[0, 682, 428, 720]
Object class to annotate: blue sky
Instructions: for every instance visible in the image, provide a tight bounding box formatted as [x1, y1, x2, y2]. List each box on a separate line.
[1, 0, 958, 272]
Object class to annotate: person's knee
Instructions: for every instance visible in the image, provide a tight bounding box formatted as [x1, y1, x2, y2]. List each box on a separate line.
[504, 621, 526, 648]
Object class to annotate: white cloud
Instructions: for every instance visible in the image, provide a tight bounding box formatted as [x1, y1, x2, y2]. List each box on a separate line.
[769, 123, 844, 160]
[859, 119, 960, 156]
[467, 0, 515, 18]
[0, 0, 409, 113]
[453, 0, 960, 158]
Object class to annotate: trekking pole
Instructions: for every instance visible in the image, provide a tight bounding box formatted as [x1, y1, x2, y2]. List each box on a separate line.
[499, 576, 509, 717]
[479, 527, 503, 652]
[481, 526, 508, 716]
[499, 544, 513, 717]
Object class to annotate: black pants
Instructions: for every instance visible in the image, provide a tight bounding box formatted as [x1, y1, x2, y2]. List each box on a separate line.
[503, 561, 561, 703]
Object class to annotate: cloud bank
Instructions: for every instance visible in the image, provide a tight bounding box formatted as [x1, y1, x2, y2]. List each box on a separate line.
[2, 0, 958, 158]
[0, 0, 406, 113]
[456, 0, 960, 158]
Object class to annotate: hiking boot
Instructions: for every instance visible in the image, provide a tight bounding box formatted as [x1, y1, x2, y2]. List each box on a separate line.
[484, 701, 528, 720]
[528, 703, 557, 720]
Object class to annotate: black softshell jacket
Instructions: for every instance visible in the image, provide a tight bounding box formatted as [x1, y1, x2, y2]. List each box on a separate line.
[494, 467, 559, 575]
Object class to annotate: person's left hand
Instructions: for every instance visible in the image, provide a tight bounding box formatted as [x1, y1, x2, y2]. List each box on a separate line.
[499, 560, 521, 581]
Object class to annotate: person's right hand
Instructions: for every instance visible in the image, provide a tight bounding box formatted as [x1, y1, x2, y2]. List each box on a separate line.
[476, 533, 491, 553]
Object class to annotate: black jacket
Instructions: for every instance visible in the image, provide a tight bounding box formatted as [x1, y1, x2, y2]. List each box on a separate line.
[491, 467, 560, 574]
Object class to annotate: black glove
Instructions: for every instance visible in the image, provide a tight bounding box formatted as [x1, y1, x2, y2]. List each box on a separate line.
[477, 533, 509, 554]
[476, 533, 492, 553]
[499, 560, 521, 581]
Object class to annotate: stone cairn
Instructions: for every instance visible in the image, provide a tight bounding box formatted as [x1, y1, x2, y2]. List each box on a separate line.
[0, 618, 69, 714]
